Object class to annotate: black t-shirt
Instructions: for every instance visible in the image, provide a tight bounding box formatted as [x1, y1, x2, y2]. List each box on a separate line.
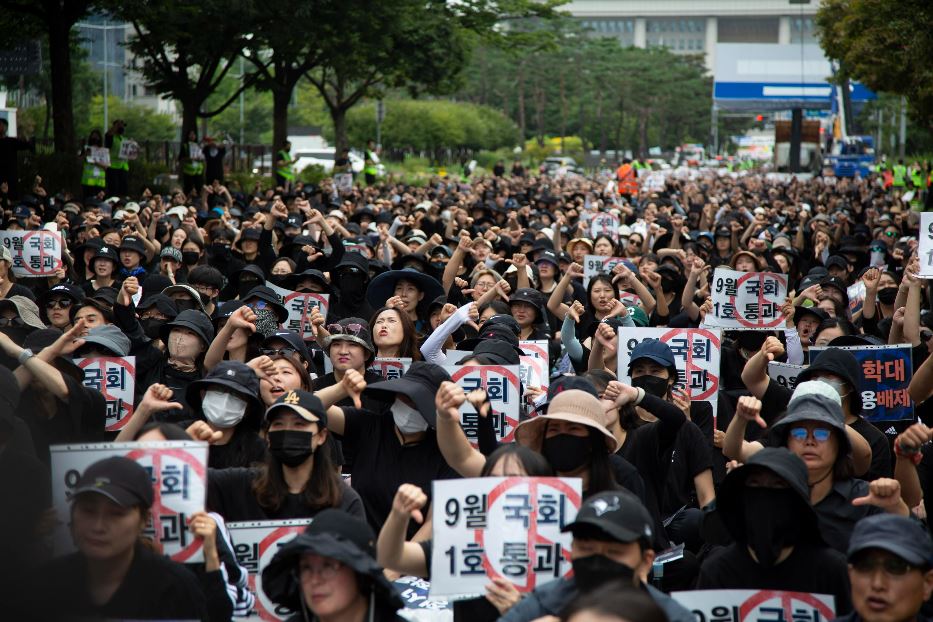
[315, 370, 390, 472]
[27, 544, 209, 621]
[18, 373, 106, 464]
[206, 466, 365, 521]
[341, 406, 460, 537]
[206, 430, 268, 470]
[697, 542, 852, 614]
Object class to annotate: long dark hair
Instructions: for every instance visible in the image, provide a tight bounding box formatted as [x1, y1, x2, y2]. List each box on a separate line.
[586, 428, 623, 496]
[252, 426, 343, 512]
[369, 306, 422, 361]
[481, 444, 553, 477]
[586, 274, 620, 316]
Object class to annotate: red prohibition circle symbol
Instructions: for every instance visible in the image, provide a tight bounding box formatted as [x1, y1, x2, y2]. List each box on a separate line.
[125, 447, 207, 563]
[738, 590, 834, 622]
[78, 357, 137, 429]
[659, 329, 721, 401]
[254, 525, 307, 620]
[475, 477, 581, 592]
[728, 272, 787, 329]
[20, 231, 63, 276]
[451, 365, 522, 442]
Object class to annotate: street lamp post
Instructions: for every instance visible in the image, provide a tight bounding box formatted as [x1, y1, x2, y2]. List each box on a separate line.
[77, 21, 124, 129]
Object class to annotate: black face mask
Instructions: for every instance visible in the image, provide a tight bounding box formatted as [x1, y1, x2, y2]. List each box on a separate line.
[140, 318, 167, 341]
[174, 298, 199, 312]
[541, 433, 592, 473]
[572, 554, 636, 593]
[268, 430, 314, 467]
[0, 326, 32, 347]
[877, 287, 898, 305]
[741, 487, 802, 568]
[268, 274, 287, 287]
[182, 251, 200, 266]
[238, 281, 260, 299]
[338, 272, 367, 297]
[631, 375, 670, 398]
[209, 243, 231, 259]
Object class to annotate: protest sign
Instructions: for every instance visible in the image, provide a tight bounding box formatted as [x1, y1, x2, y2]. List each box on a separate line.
[393, 576, 451, 614]
[444, 365, 522, 444]
[590, 212, 620, 241]
[188, 141, 204, 161]
[672, 589, 835, 622]
[334, 172, 353, 193]
[616, 327, 722, 424]
[74, 356, 136, 431]
[810, 344, 914, 422]
[0, 229, 63, 276]
[50, 441, 208, 563]
[921, 212, 933, 278]
[88, 146, 110, 167]
[268, 283, 329, 339]
[430, 477, 582, 599]
[767, 361, 805, 392]
[118, 139, 139, 160]
[227, 519, 312, 621]
[847, 280, 866, 317]
[704, 268, 787, 330]
[368, 357, 412, 380]
[519, 340, 548, 391]
[583, 254, 626, 287]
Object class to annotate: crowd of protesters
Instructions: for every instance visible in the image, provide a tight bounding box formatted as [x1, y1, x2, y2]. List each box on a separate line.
[0, 150, 932, 622]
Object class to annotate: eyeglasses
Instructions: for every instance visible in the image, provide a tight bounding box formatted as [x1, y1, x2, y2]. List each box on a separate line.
[261, 347, 298, 357]
[247, 300, 269, 310]
[851, 555, 916, 576]
[327, 323, 364, 337]
[191, 284, 215, 295]
[789, 427, 832, 443]
[884, 231, 897, 237]
[46, 298, 74, 310]
[298, 558, 343, 580]
[0, 317, 24, 327]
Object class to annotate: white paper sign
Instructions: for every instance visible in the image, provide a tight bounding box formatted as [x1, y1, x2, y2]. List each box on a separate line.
[118, 139, 139, 161]
[0, 229, 63, 277]
[268, 282, 330, 340]
[50, 441, 208, 563]
[429, 477, 582, 599]
[334, 172, 353, 193]
[672, 589, 835, 622]
[368, 357, 412, 380]
[74, 356, 136, 431]
[589, 212, 620, 241]
[767, 361, 805, 392]
[583, 254, 626, 287]
[519, 340, 548, 390]
[616, 327, 722, 424]
[88, 146, 110, 167]
[444, 365, 522, 444]
[920, 212, 933, 278]
[704, 268, 788, 330]
[227, 519, 312, 621]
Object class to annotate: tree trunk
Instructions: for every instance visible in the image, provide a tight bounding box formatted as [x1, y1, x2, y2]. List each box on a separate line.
[181, 101, 198, 143]
[331, 106, 349, 154]
[48, 15, 75, 154]
[272, 84, 291, 155]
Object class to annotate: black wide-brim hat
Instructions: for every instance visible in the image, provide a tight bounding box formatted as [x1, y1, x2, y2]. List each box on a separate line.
[365, 268, 444, 311]
[362, 361, 450, 428]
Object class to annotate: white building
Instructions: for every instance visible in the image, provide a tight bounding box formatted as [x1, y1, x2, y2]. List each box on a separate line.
[564, 0, 821, 71]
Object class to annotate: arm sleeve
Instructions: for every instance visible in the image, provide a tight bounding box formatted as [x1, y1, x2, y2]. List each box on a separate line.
[639, 394, 686, 446]
[325, 231, 345, 271]
[420, 303, 473, 364]
[114, 301, 149, 349]
[476, 410, 499, 457]
[784, 328, 804, 365]
[560, 314, 584, 363]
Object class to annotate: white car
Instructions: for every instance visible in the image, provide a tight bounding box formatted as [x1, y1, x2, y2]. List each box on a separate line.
[252, 149, 385, 176]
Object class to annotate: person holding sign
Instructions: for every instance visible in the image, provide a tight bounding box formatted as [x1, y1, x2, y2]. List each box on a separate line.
[179, 129, 205, 195]
[80, 129, 107, 200]
[21, 456, 208, 621]
[207, 389, 363, 521]
[500, 490, 693, 622]
[261, 509, 405, 622]
[697, 448, 852, 612]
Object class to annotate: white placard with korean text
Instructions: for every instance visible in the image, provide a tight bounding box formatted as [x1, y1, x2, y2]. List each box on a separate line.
[920, 212, 933, 277]
[0, 229, 63, 277]
[519, 340, 548, 391]
[268, 283, 329, 340]
[74, 356, 136, 432]
[703, 268, 787, 330]
[368, 357, 412, 381]
[443, 365, 522, 445]
[583, 254, 626, 287]
[672, 589, 835, 622]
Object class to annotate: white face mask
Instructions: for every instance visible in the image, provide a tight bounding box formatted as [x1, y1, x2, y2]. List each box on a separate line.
[202, 390, 247, 428]
[392, 398, 428, 434]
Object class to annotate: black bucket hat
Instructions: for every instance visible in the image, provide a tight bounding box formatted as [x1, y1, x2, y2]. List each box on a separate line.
[242, 285, 289, 324]
[261, 510, 403, 613]
[282, 269, 332, 294]
[118, 235, 147, 257]
[137, 293, 179, 319]
[185, 360, 262, 418]
[159, 309, 215, 346]
[771, 390, 851, 457]
[362, 361, 451, 428]
[798, 348, 863, 414]
[88, 245, 119, 271]
[333, 251, 370, 277]
[365, 268, 444, 312]
[458, 339, 521, 366]
[231, 264, 266, 288]
[509, 288, 547, 323]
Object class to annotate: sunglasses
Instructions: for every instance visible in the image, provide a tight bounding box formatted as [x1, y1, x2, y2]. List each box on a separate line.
[261, 347, 298, 357]
[851, 555, 916, 576]
[46, 298, 74, 310]
[327, 323, 364, 337]
[247, 300, 269, 310]
[884, 231, 897, 237]
[0, 317, 24, 327]
[789, 427, 832, 443]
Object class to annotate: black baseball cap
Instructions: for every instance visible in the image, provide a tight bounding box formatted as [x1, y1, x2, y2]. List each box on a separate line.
[71, 456, 154, 508]
[458, 339, 520, 366]
[265, 389, 328, 427]
[798, 348, 863, 414]
[848, 514, 933, 567]
[562, 490, 654, 545]
[363, 361, 451, 428]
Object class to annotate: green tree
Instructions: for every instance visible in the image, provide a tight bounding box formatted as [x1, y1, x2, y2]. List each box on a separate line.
[78, 95, 177, 142]
[817, 0, 933, 129]
[0, 0, 96, 153]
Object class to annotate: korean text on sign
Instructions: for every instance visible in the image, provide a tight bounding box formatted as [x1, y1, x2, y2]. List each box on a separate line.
[920, 212, 933, 278]
[444, 365, 521, 444]
[0, 230, 63, 277]
[227, 519, 311, 621]
[704, 268, 787, 330]
[671, 589, 836, 622]
[268, 283, 329, 339]
[616, 327, 722, 424]
[768, 361, 805, 392]
[368, 357, 412, 381]
[810, 344, 914, 422]
[50, 441, 208, 563]
[590, 212, 620, 242]
[583, 254, 626, 287]
[74, 356, 136, 432]
[430, 477, 582, 599]
[519, 340, 549, 391]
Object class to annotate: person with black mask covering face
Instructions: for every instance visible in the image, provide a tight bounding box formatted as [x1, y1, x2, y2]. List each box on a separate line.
[697, 447, 852, 614]
[135, 294, 178, 344]
[327, 252, 373, 323]
[499, 490, 693, 622]
[207, 389, 363, 520]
